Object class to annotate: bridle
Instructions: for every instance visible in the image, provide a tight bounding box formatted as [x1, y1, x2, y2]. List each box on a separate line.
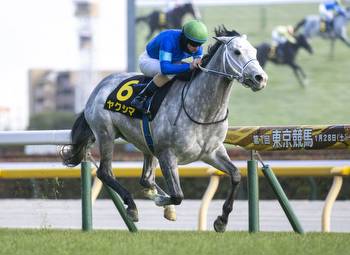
[198, 36, 259, 86]
[179, 36, 259, 126]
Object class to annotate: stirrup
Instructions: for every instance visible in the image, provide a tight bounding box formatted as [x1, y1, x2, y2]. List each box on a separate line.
[131, 96, 149, 114]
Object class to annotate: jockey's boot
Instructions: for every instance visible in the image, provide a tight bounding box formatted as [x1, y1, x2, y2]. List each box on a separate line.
[131, 80, 159, 114]
[320, 20, 326, 32]
[269, 45, 276, 59]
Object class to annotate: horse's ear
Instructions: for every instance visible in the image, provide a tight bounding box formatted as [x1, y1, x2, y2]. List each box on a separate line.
[213, 36, 225, 44]
[242, 34, 247, 40]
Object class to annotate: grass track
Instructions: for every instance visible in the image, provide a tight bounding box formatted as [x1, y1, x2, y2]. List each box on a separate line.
[136, 3, 350, 125]
[1, 229, 350, 255]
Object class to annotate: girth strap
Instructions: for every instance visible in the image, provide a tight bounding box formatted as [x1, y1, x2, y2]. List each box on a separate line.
[140, 114, 155, 153]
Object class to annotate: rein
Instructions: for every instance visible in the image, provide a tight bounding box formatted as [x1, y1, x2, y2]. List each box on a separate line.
[181, 79, 229, 125]
[179, 36, 258, 125]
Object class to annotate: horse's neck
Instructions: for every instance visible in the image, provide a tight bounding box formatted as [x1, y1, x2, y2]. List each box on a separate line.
[334, 15, 347, 29]
[185, 48, 232, 122]
[176, 7, 187, 17]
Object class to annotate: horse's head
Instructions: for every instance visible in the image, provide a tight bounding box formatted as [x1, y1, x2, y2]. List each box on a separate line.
[184, 3, 201, 19]
[296, 34, 313, 55]
[213, 34, 268, 92]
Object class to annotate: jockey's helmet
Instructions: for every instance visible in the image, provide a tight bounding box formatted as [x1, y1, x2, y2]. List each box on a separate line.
[182, 20, 208, 45]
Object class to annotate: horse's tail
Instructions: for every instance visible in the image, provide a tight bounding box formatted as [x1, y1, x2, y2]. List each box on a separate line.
[61, 112, 95, 167]
[255, 43, 270, 68]
[294, 18, 306, 33]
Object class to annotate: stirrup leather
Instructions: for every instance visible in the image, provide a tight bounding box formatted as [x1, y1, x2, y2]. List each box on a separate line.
[131, 95, 149, 114]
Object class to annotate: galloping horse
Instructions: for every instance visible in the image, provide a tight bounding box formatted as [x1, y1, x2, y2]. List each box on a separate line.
[294, 8, 350, 57]
[136, 3, 200, 40]
[61, 27, 268, 232]
[256, 34, 313, 87]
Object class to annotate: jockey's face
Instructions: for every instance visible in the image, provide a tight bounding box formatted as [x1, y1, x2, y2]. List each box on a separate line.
[186, 43, 200, 53]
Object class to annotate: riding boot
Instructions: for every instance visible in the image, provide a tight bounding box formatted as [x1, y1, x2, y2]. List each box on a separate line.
[131, 80, 159, 114]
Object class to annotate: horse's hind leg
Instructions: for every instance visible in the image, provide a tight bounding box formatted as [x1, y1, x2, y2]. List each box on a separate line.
[95, 128, 138, 222]
[203, 145, 241, 232]
[140, 154, 176, 221]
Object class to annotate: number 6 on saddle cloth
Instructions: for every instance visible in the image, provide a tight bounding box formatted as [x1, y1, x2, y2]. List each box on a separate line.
[104, 74, 178, 153]
[104, 75, 174, 121]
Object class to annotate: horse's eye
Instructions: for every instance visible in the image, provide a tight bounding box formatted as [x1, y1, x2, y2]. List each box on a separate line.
[234, 49, 241, 56]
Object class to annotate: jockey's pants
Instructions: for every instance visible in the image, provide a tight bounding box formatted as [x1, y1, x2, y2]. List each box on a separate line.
[139, 51, 174, 87]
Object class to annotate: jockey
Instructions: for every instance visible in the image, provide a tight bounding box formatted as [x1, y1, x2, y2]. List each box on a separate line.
[131, 19, 208, 114]
[270, 25, 296, 59]
[271, 25, 296, 46]
[319, 0, 347, 31]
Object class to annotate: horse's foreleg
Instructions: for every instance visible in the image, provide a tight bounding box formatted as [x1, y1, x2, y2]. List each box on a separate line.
[203, 145, 241, 232]
[140, 154, 176, 221]
[140, 154, 169, 198]
[329, 39, 336, 59]
[96, 131, 138, 222]
[339, 27, 350, 47]
[290, 63, 307, 87]
[140, 154, 158, 190]
[156, 150, 184, 206]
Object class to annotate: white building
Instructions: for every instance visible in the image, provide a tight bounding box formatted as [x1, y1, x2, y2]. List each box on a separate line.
[0, 0, 127, 130]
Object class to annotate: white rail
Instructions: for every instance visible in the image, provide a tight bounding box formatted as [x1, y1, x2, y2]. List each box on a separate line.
[0, 130, 71, 145]
[0, 130, 125, 146]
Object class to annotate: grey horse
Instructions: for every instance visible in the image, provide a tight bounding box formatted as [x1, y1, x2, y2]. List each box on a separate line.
[294, 9, 350, 57]
[61, 27, 268, 232]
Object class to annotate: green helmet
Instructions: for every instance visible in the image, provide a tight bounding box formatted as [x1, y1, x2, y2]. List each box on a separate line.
[182, 20, 208, 44]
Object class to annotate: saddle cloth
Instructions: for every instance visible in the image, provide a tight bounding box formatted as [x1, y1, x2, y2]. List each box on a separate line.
[104, 75, 173, 121]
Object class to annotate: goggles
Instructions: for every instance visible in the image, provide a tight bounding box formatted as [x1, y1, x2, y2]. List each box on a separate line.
[188, 39, 203, 47]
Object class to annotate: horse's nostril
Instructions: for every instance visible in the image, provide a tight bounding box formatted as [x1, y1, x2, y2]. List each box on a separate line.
[255, 74, 263, 82]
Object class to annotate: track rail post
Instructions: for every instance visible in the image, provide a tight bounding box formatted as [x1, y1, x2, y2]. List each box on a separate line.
[104, 185, 138, 232]
[261, 165, 304, 234]
[247, 150, 259, 232]
[81, 160, 92, 231]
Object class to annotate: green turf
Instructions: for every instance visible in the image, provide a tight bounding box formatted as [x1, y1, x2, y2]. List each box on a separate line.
[1, 229, 350, 255]
[136, 3, 350, 126]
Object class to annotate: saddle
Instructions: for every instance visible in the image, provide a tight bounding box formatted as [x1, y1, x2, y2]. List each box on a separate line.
[269, 44, 285, 62]
[320, 20, 333, 33]
[104, 75, 174, 121]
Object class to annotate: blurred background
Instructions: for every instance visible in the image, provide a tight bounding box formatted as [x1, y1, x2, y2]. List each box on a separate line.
[0, 0, 350, 202]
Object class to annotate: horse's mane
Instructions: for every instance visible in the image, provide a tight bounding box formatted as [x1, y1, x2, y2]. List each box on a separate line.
[190, 26, 240, 79]
[201, 26, 240, 68]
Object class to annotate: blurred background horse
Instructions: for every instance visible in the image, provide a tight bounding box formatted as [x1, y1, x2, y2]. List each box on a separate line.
[256, 34, 313, 87]
[294, 8, 350, 58]
[136, 2, 201, 40]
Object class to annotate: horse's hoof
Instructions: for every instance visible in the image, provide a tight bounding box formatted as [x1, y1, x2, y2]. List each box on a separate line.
[213, 216, 227, 233]
[127, 208, 139, 222]
[142, 187, 157, 200]
[164, 205, 176, 221]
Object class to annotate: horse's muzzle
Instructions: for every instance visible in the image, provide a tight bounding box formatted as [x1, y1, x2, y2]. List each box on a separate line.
[245, 72, 268, 91]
